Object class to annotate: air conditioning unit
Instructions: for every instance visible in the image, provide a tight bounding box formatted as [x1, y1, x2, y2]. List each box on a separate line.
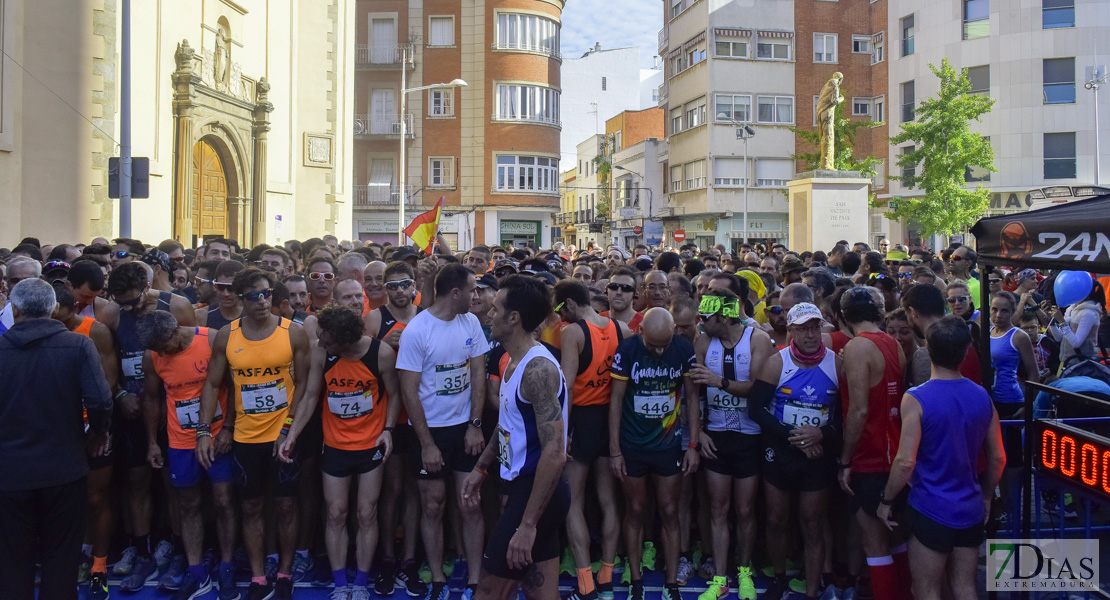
[392, 122, 404, 135]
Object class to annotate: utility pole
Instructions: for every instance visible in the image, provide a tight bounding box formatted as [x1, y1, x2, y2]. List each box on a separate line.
[119, 0, 132, 237]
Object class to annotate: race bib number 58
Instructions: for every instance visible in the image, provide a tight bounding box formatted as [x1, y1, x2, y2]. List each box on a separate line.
[241, 379, 289, 415]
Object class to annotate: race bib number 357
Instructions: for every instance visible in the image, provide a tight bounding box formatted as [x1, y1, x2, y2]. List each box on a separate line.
[241, 379, 289, 415]
[435, 362, 470, 397]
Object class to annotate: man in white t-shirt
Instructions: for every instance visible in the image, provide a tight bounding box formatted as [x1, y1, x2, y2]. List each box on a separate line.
[396, 263, 490, 600]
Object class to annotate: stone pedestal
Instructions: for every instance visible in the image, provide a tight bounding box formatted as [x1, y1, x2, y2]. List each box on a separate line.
[786, 170, 872, 252]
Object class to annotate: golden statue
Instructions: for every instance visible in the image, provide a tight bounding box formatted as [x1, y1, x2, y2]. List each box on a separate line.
[816, 72, 844, 171]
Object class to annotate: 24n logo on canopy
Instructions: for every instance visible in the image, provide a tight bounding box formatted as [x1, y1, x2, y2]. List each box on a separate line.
[987, 539, 1099, 592]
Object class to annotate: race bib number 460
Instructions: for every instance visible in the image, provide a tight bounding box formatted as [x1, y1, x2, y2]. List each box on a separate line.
[707, 387, 746, 411]
[327, 390, 374, 419]
[634, 394, 675, 419]
[435, 362, 470, 396]
[783, 403, 829, 427]
[241, 379, 289, 415]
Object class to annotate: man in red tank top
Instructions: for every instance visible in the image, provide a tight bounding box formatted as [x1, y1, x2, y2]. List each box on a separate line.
[838, 287, 911, 600]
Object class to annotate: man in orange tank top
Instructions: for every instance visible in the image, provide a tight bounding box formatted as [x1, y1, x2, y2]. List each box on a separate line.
[838, 287, 911, 600]
[554, 279, 631, 600]
[137, 311, 237, 600]
[280, 306, 402, 600]
[196, 268, 312, 600]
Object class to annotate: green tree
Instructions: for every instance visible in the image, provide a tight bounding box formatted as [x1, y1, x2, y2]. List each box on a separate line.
[889, 58, 995, 236]
[792, 96, 883, 180]
[593, 153, 611, 220]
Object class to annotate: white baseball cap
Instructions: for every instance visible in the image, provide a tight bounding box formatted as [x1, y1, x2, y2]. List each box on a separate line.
[787, 302, 826, 326]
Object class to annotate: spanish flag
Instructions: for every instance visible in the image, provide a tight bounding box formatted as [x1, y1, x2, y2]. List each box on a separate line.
[402, 196, 443, 254]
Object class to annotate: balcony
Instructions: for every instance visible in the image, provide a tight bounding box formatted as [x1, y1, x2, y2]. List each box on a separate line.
[355, 44, 410, 68]
[352, 184, 418, 208]
[658, 27, 668, 53]
[657, 82, 667, 106]
[490, 113, 561, 127]
[354, 114, 415, 138]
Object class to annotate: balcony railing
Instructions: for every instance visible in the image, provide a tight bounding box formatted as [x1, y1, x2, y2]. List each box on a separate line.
[658, 27, 668, 53]
[352, 184, 418, 207]
[490, 113, 561, 127]
[492, 42, 561, 59]
[355, 44, 409, 67]
[354, 114, 415, 137]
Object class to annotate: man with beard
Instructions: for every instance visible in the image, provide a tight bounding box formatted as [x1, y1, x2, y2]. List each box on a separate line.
[901, 284, 981, 387]
[601, 267, 643, 334]
[282, 275, 311, 312]
[196, 260, 244, 330]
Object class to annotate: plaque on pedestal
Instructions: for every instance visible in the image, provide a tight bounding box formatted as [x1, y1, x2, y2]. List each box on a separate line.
[786, 170, 872, 252]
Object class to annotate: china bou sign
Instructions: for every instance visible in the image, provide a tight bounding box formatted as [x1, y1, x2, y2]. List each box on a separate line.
[987, 539, 1099, 592]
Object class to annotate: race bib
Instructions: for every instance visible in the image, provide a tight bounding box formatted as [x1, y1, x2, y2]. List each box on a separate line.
[435, 361, 470, 397]
[634, 393, 675, 419]
[496, 426, 512, 469]
[706, 387, 746, 411]
[122, 353, 144, 379]
[327, 389, 374, 419]
[174, 397, 222, 430]
[782, 403, 829, 427]
[240, 379, 289, 415]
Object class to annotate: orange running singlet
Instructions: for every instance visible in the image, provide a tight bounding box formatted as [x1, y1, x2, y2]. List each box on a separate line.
[227, 318, 295, 443]
[74, 316, 95, 337]
[150, 327, 229, 450]
[572, 319, 623, 406]
[322, 339, 387, 451]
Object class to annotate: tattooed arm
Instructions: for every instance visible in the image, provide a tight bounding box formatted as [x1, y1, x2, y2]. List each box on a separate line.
[506, 356, 567, 570]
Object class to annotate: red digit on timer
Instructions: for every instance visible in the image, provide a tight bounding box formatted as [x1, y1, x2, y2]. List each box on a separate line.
[1042, 428, 1057, 469]
[1103, 450, 1110, 494]
[1080, 444, 1098, 486]
[1060, 436, 1076, 477]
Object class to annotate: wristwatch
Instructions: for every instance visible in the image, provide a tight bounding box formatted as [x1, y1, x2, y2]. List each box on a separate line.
[469, 418, 482, 429]
[720, 376, 730, 390]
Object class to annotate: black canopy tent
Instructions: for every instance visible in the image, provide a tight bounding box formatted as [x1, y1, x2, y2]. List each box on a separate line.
[970, 193, 1110, 538]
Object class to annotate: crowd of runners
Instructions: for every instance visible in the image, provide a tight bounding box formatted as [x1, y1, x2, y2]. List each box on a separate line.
[2, 233, 1105, 600]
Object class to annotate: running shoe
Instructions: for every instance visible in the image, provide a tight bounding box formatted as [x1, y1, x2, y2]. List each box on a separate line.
[818, 584, 843, 600]
[676, 556, 693, 586]
[154, 540, 176, 571]
[789, 577, 807, 594]
[330, 587, 352, 600]
[264, 556, 278, 581]
[762, 576, 791, 600]
[218, 562, 241, 600]
[244, 581, 274, 600]
[611, 556, 625, 575]
[375, 557, 397, 596]
[597, 581, 614, 600]
[662, 583, 683, 600]
[119, 555, 160, 592]
[735, 566, 756, 600]
[159, 554, 188, 591]
[351, 586, 373, 600]
[88, 572, 110, 600]
[698, 575, 729, 600]
[641, 542, 657, 571]
[697, 557, 716, 581]
[840, 586, 858, 600]
[274, 577, 294, 600]
[78, 554, 93, 584]
[563, 589, 598, 600]
[628, 582, 645, 600]
[620, 564, 631, 585]
[424, 581, 450, 600]
[291, 553, 314, 583]
[560, 547, 576, 577]
[447, 558, 468, 592]
[461, 586, 475, 600]
[691, 542, 703, 571]
[396, 560, 428, 597]
[113, 546, 138, 576]
[418, 562, 432, 584]
[171, 571, 214, 600]
[761, 559, 798, 578]
[443, 555, 456, 578]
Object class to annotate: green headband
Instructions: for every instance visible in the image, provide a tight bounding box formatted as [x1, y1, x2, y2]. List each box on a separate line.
[699, 295, 740, 319]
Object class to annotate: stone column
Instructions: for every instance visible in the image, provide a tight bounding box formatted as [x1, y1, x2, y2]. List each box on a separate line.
[251, 79, 274, 245]
[171, 40, 201, 245]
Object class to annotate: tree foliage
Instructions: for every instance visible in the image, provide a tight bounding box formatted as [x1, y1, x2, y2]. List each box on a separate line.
[888, 58, 996, 236]
[593, 153, 611, 221]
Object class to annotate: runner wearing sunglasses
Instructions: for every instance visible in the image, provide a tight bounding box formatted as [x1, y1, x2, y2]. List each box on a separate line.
[689, 290, 773, 600]
[600, 267, 642, 334]
[196, 260, 244, 331]
[307, 257, 338, 314]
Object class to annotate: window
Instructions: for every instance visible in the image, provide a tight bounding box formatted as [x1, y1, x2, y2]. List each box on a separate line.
[687, 44, 706, 69]
[428, 16, 454, 46]
[684, 97, 707, 129]
[429, 157, 454, 187]
[814, 34, 837, 63]
[963, 0, 989, 40]
[1043, 0, 1074, 28]
[900, 146, 916, 182]
[756, 159, 793, 187]
[602, 77, 607, 91]
[370, 18, 399, 64]
[901, 15, 915, 57]
[1043, 58, 1075, 104]
[494, 155, 560, 193]
[873, 96, 885, 122]
[714, 158, 749, 187]
[369, 158, 395, 204]
[852, 36, 871, 54]
[964, 138, 991, 182]
[429, 88, 453, 116]
[872, 40, 885, 64]
[757, 39, 791, 60]
[901, 80, 915, 122]
[715, 39, 749, 58]
[873, 161, 887, 188]
[614, 131, 622, 153]
[496, 13, 561, 57]
[671, 107, 683, 133]
[670, 165, 684, 192]
[495, 84, 560, 125]
[671, 0, 683, 19]
[653, 87, 660, 102]
[757, 96, 794, 124]
[684, 160, 707, 190]
[852, 98, 871, 117]
[966, 65, 989, 96]
[715, 94, 752, 122]
[1044, 132, 1076, 179]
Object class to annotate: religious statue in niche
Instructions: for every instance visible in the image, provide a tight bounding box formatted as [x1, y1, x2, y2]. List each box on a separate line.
[213, 29, 231, 90]
[815, 72, 844, 171]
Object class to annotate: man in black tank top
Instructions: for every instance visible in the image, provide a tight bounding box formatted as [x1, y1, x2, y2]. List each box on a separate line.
[365, 262, 420, 349]
[196, 260, 244, 331]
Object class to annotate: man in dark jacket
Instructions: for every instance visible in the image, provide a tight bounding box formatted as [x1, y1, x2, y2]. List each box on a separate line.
[0, 278, 113, 600]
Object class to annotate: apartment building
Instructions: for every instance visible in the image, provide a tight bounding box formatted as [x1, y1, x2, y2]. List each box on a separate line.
[660, 0, 798, 251]
[883, 0, 1109, 247]
[353, 0, 564, 249]
[607, 109, 666, 246]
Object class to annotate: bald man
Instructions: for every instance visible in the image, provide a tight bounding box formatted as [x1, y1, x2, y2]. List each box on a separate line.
[609, 307, 699, 600]
[363, 260, 387, 312]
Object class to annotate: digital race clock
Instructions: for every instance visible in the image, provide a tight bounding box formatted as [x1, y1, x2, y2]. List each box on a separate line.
[1035, 420, 1110, 501]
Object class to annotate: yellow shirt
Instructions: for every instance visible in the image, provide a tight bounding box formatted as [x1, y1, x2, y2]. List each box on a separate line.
[227, 318, 295, 443]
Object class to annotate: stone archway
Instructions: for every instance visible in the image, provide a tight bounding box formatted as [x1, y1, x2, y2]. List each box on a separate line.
[191, 137, 230, 240]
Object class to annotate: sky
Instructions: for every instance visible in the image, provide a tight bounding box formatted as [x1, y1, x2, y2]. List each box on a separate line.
[561, 0, 662, 69]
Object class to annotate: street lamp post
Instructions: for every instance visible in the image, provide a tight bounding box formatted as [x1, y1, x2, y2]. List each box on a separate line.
[398, 43, 467, 246]
[716, 114, 755, 244]
[1085, 66, 1108, 186]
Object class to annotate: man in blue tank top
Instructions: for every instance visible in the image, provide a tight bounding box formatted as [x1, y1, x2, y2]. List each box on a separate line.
[878, 315, 1005, 600]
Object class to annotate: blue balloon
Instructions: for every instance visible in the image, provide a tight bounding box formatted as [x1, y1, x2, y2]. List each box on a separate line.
[1053, 270, 1093, 307]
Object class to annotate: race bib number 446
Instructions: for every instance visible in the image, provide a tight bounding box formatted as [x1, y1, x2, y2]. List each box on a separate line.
[435, 362, 470, 396]
[241, 379, 289, 415]
[634, 394, 675, 419]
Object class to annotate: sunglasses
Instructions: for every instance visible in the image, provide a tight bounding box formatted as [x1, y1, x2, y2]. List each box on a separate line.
[898, 272, 913, 279]
[194, 277, 213, 286]
[988, 278, 1002, 284]
[241, 289, 272, 302]
[768, 305, 784, 315]
[308, 272, 336, 281]
[607, 283, 635, 293]
[950, 255, 966, 262]
[214, 282, 234, 292]
[554, 301, 566, 313]
[868, 273, 889, 281]
[113, 251, 136, 259]
[44, 260, 71, 271]
[947, 296, 970, 304]
[384, 278, 414, 290]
